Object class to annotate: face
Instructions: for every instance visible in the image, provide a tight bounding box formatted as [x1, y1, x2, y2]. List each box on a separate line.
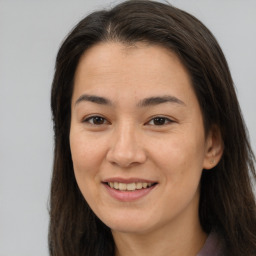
[70, 42, 214, 235]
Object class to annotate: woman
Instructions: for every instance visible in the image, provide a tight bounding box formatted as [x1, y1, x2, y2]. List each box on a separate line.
[49, 1, 256, 255]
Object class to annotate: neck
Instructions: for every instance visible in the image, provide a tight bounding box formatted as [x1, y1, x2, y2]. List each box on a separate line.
[112, 209, 207, 256]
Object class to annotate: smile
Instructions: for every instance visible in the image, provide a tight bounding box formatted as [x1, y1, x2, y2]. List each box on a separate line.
[103, 178, 158, 201]
[107, 182, 155, 191]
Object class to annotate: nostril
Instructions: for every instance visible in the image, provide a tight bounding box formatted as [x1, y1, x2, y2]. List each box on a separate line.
[106, 148, 147, 168]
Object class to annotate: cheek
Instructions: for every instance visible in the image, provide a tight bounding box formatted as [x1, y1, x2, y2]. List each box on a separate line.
[153, 133, 205, 166]
[70, 131, 104, 171]
[69, 133, 104, 204]
[69, 132, 106, 198]
[149, 131, 206, 186]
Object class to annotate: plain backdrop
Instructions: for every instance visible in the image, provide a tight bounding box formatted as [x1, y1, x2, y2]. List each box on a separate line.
[0, 0, 255, 255]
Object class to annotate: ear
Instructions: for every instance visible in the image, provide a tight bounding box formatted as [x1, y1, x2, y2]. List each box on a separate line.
[203, 125, 224, 170]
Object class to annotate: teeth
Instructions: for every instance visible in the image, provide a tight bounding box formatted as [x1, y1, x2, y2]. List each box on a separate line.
[127, 183, 136, 191]
[136, 182, 142, 189]
[142, 182, 148, 188]
[108, 182, 154, 191]
[114, 182, 119, 189]
[119, 183, 127, 191]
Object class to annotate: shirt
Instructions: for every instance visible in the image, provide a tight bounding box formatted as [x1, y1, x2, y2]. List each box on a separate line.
[197, 232, 225, 256]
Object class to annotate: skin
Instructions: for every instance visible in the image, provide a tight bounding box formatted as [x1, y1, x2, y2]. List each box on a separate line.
[69, 42, 223, 256]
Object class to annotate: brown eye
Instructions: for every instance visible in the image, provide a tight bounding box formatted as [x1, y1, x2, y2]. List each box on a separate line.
[147, 117, 173, 126]
[84, 116, 107, 125]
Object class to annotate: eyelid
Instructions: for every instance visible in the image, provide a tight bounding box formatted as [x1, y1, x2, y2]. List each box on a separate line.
[146, 116, 175, 126]
[81, 114, 175, 126]
[82, 115, 110, 125]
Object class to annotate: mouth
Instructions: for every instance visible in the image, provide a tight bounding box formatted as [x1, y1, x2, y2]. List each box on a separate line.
[106, 182, 156, 191]
[102, 179, 158, 201]
[104, 181, 157, 191]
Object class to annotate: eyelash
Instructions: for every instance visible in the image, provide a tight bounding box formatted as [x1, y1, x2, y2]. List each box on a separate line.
[83, 115, 174, 126]
[83, 116, 110, 125]
[147, 116, 173, 126]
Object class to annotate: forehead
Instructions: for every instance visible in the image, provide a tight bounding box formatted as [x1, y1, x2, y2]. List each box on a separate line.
[75, 42, 186, 79]
[72, 42, 195, 106]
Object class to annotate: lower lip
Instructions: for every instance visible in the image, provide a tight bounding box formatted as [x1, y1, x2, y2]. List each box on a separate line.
[103, 183, 156, 202]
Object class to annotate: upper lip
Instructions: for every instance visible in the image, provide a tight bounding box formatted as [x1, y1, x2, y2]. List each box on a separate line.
[102, 177, 158, 184]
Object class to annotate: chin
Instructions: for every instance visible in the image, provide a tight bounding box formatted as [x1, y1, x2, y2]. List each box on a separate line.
[100, 211, 158, 235]
[110, 222, 152, 235]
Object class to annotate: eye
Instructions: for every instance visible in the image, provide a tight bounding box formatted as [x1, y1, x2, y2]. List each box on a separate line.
[147, 116, 173, 126]
[83, 116, 109, 125]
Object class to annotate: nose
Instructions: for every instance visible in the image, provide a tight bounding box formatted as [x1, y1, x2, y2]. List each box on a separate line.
[106, 123, 147, 168]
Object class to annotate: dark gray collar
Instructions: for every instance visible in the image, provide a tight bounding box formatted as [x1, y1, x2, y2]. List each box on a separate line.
[197, 232, 225, 256]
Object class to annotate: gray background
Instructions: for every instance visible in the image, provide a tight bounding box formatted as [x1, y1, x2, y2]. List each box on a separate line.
[0, 0, 255, 255]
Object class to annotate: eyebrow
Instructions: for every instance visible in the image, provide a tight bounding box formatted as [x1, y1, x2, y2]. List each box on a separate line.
[75, 94, 185, 107]
[75, 94, 112, 106]
[137, 95, 185, 107]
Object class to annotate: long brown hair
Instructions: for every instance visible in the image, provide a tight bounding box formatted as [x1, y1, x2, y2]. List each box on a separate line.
[49, 1, 256, 255]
